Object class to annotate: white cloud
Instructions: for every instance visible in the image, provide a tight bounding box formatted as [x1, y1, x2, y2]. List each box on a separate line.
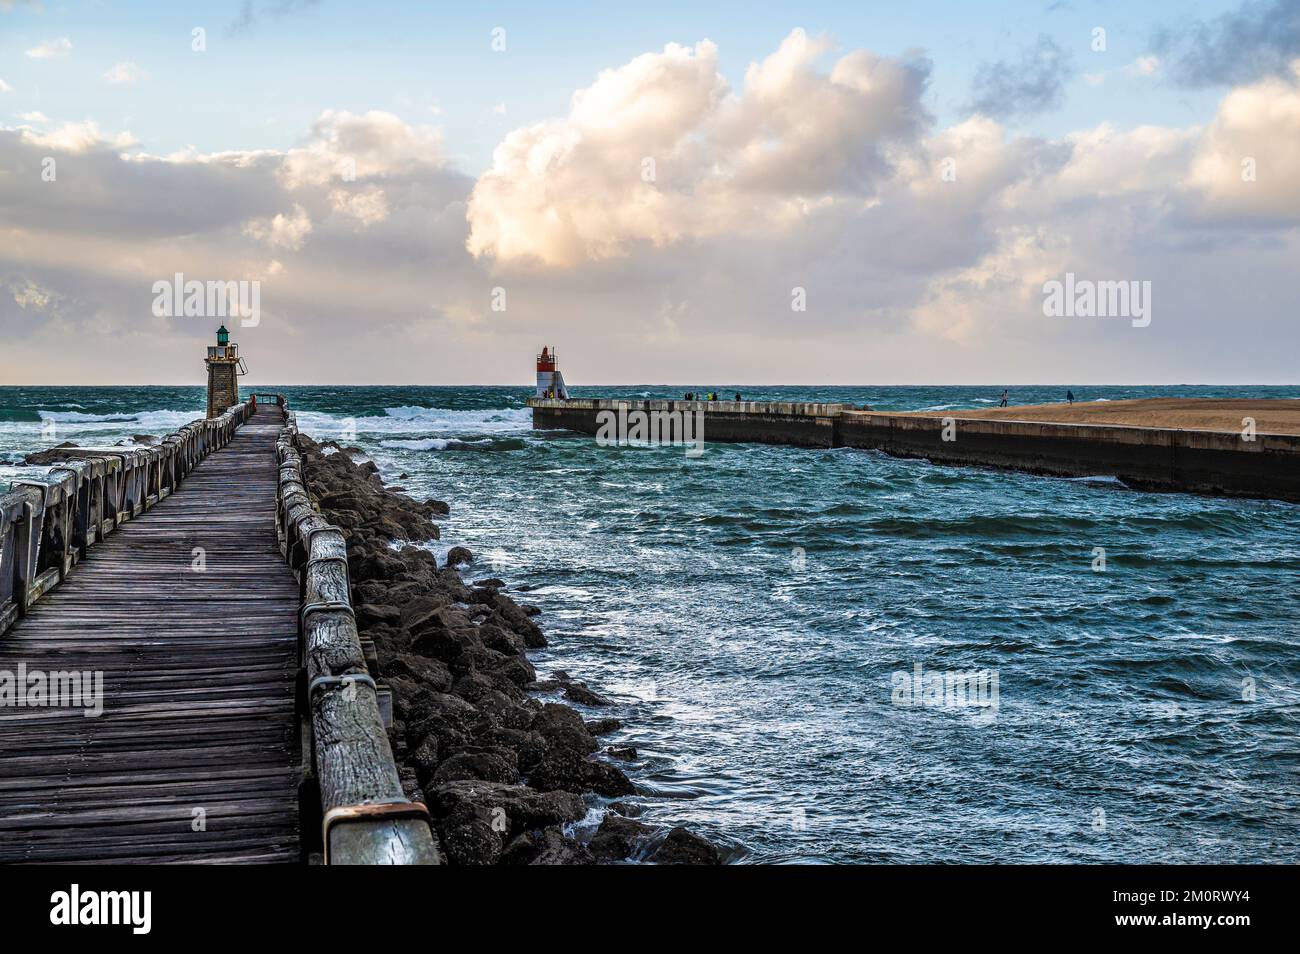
[18, 119, 137, 152]
[18, 110, 49, 123]
[1049, 123, 1197, 201]
[104, 62, 146, 85]
[278, 109, 444, 188]
[328, 186, 389, 226]
[467, 30, 930, 267]
[25, 37, 72, 59]
[0, 79, 12, 94]
[10, 279, 55, 312]
[1187, 60, 1300, 222]
[243, 204, 314, 250]
[1126, 55, 1162, 77]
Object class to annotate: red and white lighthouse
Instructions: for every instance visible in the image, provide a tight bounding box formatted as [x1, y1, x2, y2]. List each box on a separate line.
[536, 346, 568, 399]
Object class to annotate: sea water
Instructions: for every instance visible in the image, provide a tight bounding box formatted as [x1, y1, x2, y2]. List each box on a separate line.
[3, 383, 1297, 863]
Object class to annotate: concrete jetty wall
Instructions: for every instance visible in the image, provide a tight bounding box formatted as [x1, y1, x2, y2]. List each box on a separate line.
[529, 398, 845, 448]
[837, 413, 1300, 501]
[526, 398, 1300, 502]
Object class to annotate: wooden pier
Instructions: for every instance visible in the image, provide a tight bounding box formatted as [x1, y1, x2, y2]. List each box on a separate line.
[0, 406, 299, 862]
[0, 397, 438, 865]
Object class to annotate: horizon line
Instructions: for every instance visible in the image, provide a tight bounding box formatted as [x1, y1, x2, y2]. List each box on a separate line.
[3, 382, 1300, 389]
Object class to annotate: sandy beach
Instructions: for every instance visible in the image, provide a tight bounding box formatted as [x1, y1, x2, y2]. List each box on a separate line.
[890, 398, 1300, 435]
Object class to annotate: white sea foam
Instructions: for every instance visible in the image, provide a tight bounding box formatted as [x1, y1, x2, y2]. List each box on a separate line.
[1062, 474, 1125, 486]
[383, 438, 452, 451]
[380, 437, 507, 452]
[37, 410, 134, 423]
[33, 408, 200, 432]
[294, 406, 531, 437]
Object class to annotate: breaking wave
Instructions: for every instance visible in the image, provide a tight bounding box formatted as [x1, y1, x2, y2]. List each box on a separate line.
[295, 406, 532, 437]
[34, 409, 199, 432]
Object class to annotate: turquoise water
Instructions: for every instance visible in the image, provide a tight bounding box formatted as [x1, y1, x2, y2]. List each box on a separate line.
[3, 384, 1299, 863]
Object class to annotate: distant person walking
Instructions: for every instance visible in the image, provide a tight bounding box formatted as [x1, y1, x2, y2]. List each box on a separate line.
[998, 389, 1009, 408]
[1067, 390, 1075, 406]
[734, 392, 742, 402]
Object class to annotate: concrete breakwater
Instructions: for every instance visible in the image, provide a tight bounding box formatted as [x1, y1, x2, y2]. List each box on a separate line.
[530, 397, 847, 448]
[528, 397, 1300, 503]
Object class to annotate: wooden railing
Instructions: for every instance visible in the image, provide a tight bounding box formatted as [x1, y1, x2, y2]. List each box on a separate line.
[273, 408, 439, 865]
[0, 401, 254, 636]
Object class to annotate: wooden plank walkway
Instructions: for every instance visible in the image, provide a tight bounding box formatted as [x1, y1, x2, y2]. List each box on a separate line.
[0, 406, 302, 863]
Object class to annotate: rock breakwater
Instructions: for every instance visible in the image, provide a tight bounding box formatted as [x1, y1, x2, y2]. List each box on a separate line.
[298, 435, 723, 865]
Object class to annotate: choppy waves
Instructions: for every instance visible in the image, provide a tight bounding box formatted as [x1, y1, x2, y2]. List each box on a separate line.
[4, 384, 1298, 864]
[34, 408, 198, 432]
[381, 436, 528, 452]
[295, 405, 533, 438]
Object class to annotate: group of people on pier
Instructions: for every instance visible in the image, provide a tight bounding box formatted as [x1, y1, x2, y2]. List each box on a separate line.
[684, 391, 742, 402]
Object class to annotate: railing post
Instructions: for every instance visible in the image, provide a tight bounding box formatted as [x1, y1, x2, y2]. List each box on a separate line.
[0, 494, 25, 632]
[14, 496, 41, 616]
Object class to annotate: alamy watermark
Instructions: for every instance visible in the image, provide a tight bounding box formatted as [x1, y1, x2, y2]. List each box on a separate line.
[50, 884, 150, 934]
[1042, 272, 1151, 327]
[0, 663, 103, 717]
[595, 405, 705, 458]
[891, 662, 999, 719]
[151, 272, 260, 326]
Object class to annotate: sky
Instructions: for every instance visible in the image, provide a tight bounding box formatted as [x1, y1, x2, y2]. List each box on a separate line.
[1, 0, 1298, 384]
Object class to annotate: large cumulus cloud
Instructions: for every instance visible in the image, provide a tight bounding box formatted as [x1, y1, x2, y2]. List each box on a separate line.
[465, 30, 932, 267]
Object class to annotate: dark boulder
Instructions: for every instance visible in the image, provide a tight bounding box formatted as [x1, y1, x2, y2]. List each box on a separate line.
[355, 603, 401, 627]
[589, 814, 653, 862]
[585, 761, 636, 797]
[428, 780, 585, 839]
[501, 826, 594, 865]
[564, 682, 613, 707]
[435, 803, 502, 865]
[23, 442, 78, 465]
[382, 653, 453, 693]
[648, 826, 722, 865]
[431, 750, 517, 786]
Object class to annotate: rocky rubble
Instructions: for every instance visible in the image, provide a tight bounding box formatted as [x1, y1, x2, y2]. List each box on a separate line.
[298, 435, 723, 865]
[21, 434, 156, 465]
[24, 441, 80, 465]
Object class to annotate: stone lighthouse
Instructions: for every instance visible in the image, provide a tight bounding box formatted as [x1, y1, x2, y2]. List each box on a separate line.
[205, 325, 245, 418]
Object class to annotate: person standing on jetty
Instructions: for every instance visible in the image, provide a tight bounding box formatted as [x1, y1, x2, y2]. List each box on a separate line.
[1067, 390, 1075, 405]
[999, 389, 1009, 407]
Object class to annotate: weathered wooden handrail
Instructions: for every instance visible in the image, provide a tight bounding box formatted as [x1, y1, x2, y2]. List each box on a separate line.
[0, 401, 255, 635]
[273, 410, 439, 865]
